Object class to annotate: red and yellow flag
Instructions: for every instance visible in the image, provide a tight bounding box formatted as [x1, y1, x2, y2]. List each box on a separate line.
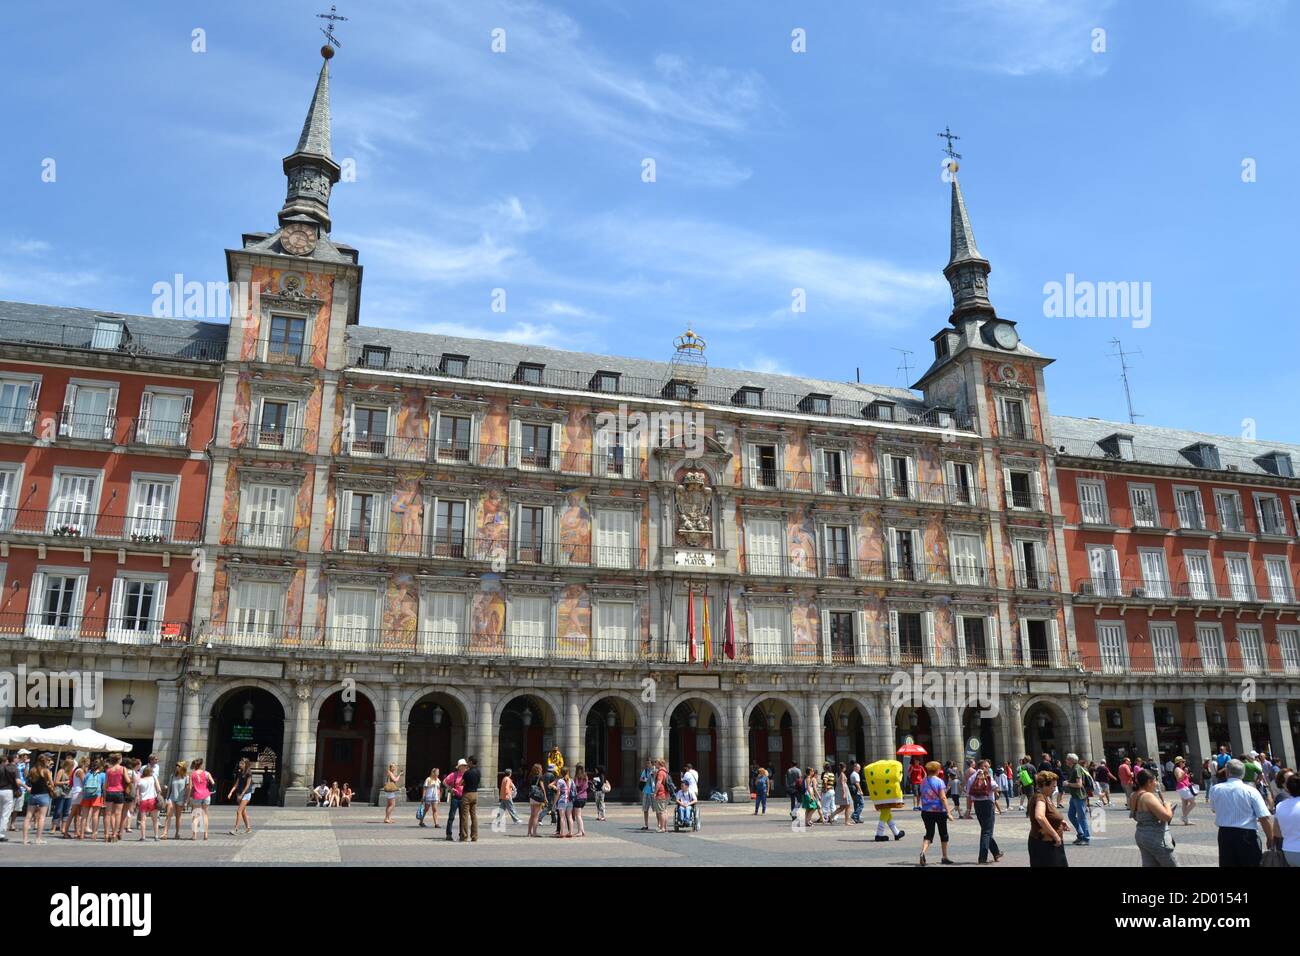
[702, 589, 712, 668]
[686, 583, 696, 663]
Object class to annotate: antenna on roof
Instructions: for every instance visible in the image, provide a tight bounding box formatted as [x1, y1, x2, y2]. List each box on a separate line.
[891, 347, 914, 386]
[1108, 338, 1142, 425]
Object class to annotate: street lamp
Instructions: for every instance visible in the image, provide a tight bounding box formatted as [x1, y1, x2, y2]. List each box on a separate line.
[121, 690, 135, 720]
[766, 709, 777, 732]
[521, 707, 533, 728]
[342, 701, 355, 726]
[432, 704, 444, 727]
[242, 699, 255, 722]
[605, 710, 617, 728]
[687, 709, 698, 729]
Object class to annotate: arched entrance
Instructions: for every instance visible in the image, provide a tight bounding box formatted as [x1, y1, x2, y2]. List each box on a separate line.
[315, 690, 376, 802]
[823, 698, 869, 767]
[405, 692, 468, 800]
[962, 706, 998, 765]
[498, 695, 556, 778]
[208, 687, 285, 806]
[668, 699, 718, 794]
[1024, 702, 1064, 761]
[894, 706, 935, 754]
[748, 698, 797, 795]
[584, 698, 637, 796]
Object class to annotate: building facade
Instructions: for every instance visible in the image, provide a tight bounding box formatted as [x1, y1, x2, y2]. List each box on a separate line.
[1, 45, 1295, 803]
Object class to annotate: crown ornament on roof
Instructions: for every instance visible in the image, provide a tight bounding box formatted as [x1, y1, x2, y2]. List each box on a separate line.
[670, 323, 708, 384]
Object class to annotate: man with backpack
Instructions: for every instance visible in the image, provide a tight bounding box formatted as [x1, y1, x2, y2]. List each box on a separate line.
[786, 762, 802, 819]
[1064, 753, 1091, 846]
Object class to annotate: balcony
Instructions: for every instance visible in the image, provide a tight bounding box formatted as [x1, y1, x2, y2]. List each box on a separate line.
[1007, 487, 1045, 511]
[242, 424, 308, 453]
[344, 342, 976, 432]
[339, 435, 644, 479]
[0, 611, 191, 645]
[128, 417, 191, 449]
[231, 522, 296, 551]
[250, 337, 317, 367]
[997, 417, 1038, 442]
[1073, 577, 1176, 601]
[0, 403, 37, 437]
[1078, 504, 1121, 527]
[1014, 569, 1059, 591]
[1, 508, 203, 546]
[326, 530, 644, 570]
[57, 411, 118, 443]
[0, 317, 223, 363]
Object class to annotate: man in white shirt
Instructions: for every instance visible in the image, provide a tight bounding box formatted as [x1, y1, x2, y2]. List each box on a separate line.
[849, 763, 864, 823]
[1209, 759, 1273, 866]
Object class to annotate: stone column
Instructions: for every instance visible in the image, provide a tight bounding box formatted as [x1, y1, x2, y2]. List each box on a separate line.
[727, 693, 748, 801]
[1008, 695, 1026, 763]
[1267, 699, 1295, 770]
[947, 706, 964, 769]
[805, 693, 823, 770]
[872, 694, 894, 760]
[475, 687, 495, 792]
[644, 696, 665, 765]
[381, 685, 403, 803]
[178, 673, 203, 763]
[1082, 696, 1104, 765]
[1185, 698, 1212, 773]
[151, 681, 180, 763]
[563, 691, 581, 771]
[1134, 696, 1160, 762]
[284, 680, 314, 804]
[1227, 697, 1253, 757]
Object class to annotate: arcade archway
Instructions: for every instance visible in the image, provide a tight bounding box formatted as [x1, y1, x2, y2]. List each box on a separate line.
[405, 692, 469, 800]
[315, 690, 376, 802]
[208, 686, 285, 806]
[498, 694, 557, 778]
[584, 697, 638, 796]
[668, 699, 719, 794]
[748, 698, 798, 795]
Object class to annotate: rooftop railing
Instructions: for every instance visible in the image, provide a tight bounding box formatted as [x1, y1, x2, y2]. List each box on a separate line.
[0, 317, 224, 363]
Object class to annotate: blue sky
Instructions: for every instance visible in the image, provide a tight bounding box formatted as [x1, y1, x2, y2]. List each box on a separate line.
[3, 0, 1297, 441]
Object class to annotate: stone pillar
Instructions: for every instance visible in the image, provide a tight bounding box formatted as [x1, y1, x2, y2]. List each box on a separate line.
[805, 693, 823, 770]
[1267, 699, 1295, 769]
[1185, 698, 1212, 773]
[1008, 695, 1026, 763]
[644, 697, 665, 765]
[151, 681, 180, 763]
[873, 695, 894, 760]
[475, 688, 495, 793]
[1227, 697, 1253, 757]
[563, 691, 581, 771]
[727, 693, 748, 801]
[1083, 696, 1104, 765]
[178, 673, 203, 763]
[947, 706, 964, 769]
[284, 680, 314, 804]
[1134, 696, 1160, 762]
[381, 685, 403, 804]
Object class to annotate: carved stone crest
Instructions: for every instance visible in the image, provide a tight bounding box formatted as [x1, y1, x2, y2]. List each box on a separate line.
[674, 469, 714, 547]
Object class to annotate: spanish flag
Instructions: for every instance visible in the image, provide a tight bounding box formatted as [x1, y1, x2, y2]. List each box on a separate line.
[686, 583, 697, 663]
[723, 585, 735, 661]
[701, 589, 712, 668]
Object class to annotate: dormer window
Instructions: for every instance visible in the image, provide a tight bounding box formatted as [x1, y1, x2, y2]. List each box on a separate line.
[440, 354, 468, 377]
[1182, 442, 1221, 470]
[361, 345, 389, 369]
[866, 400, 895, 422]
[799, 393, 831, 415]
[662, 380, 694, 400]
[515, 363, 544, 385]
[92, 318, 126, 350]
[733, 387, 763, 408]
[1257, 451, 1294, 477]
[590, 370, 620, 393]
[934, 335, 950, 360]
[1099, 433, 1135, 461]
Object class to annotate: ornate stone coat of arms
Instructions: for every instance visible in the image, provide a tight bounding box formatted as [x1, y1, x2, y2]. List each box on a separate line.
[675, 470, 714, 547]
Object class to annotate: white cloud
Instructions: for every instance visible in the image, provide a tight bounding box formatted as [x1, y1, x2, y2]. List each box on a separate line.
[937, 0, 1116, 77]
[416, 319, 564, 347]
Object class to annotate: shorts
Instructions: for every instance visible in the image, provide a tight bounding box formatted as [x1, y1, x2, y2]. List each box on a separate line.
[1178, 788, 1196, 802]
[105, 791, 125, 805]
[573, 798, 587, 809]
[29, 793, 51, 809]
[239, 791, 254, 803]
[384, 790, 399, 802]
[642, 792, 654, 812]
[653, 798, 670, 814]
[192, 796, 211, 807]
[139, 798, 157, 814]
[922, 810, 950, 843]
[81, 795, 103, 808]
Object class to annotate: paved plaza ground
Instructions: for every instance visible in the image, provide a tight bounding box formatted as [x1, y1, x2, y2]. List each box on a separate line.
[0, 796, 1231, 866]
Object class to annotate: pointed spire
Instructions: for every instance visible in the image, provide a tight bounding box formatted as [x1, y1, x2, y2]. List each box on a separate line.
[279, 47, 342, 232]
[942, 171, 995, 324]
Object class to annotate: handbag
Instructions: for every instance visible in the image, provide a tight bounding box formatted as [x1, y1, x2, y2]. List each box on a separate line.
[601, 780, 612, 794]
[1261, 846, 1290, 868]
[415, 803, 425, 821]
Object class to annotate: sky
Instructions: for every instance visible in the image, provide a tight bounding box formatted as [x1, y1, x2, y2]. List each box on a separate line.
[2, 0, 1298, 442]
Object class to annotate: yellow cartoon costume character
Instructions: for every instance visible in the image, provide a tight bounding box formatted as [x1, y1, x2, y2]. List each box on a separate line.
[865, 759, 906, 842]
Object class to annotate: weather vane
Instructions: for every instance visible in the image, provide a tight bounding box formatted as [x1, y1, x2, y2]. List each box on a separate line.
[318, 4, 348, 53]
[937, 125, 961, 160]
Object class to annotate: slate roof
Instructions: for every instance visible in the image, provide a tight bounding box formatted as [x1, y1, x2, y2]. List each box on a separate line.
[292, 60, 333, 159]
[1051, 414, 1300, 478]
[0, 300, 228, 362]
[346, 324, 936, 420]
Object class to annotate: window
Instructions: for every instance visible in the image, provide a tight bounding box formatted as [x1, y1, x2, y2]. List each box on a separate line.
[440, 354, 468, 377]
[1077, 479, 1108, 524]
[60, 382, 118, 441]
[1138, 549, 1170, 598]
[266, 315, 307, 363]
[827, 611, 855, 662]
[962, 617, 989, 664]
[594, 509, 635, 569]
[518, 422, 553, 470]
[92, 319, 125, 350]
[596, 601, 635, 661]
[896, 612, 925, 663]
[1016, 539, 1049, 590]
[515, 363, 544, 385]
[128, 477, 176, 541]
[0, 464, 18, 531]
[1128, 485, 1158, 527]
[108, 575, 166, 644]
[1226, 554, 1255, 602]
[421, 591, 465, 655]
[594, 427, 626, 478]
[998, 397, 1028, 439]
[1215, 491, 1245, 533]
[819, 449, 846, 494]
[1097, 622, 1127, 674]
[1292, 499, 1300, 537]
[1279, 627, 1300, 674]
[1150, 623, 1180, 674]
[889, 528, 920, 581]
[509, 596, 548, 658]
[1197, 623, 1226, 673]
[951, 533, 985, 586]
[1258, 452, 1294, 477]
[240, 483, 290, 548]
[1265, 556, 1294, 604]
[361, 345, 389, 368]
[887, 455, 911, 499]
[592, 371, 621, 393]
[339, 491, 382, 553]
[231, 581, 283, 639]
[516, 505, 548, 563]
[1237, 625, 1265, 672]
[948, 461, 975, 505]
[745, 518, 783, 576]
[255, 399, 294, 449]
[430, 498, 467, 558]
[867, 401, 895, 422]
[434, 414, 472, 462]
[350, 406, 389, 456]
[0, 376, 38, 434]
[1184, 551, 1215, 600]
[1086, 545, 1120, 597]
[331, 587, 378, 650]
[1254, 493, 1288, 535]
[662, 380, 693, 400]
[26, 571, 86, 638]
[134, 390, 192, 447]
[1007, 469, 1037, 509]
[1184, 443, 1221, 470]
[1174, 488, 1205, 530]
[800, 393, 831, 415]
[47, 471, 100, 536]
[748, 605, 790, 665]
[733, 387, 763, 408]
[747, 443, 780, 489]
[822, 525, 852, 578]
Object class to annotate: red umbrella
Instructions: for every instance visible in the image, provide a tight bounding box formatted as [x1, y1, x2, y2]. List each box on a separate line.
[896, 743, 928, 757]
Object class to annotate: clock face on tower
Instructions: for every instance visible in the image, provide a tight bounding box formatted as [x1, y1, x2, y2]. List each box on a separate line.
[280, 222, 318, 257]
[990, 321, 1020, 350]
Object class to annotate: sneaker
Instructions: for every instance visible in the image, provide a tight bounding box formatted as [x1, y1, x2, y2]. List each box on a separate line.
[873, 835, 890, 842]
[893, 829, 906, 840]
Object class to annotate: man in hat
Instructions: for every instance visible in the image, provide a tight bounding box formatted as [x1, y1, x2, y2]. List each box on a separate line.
[10, 749, 30, 829]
